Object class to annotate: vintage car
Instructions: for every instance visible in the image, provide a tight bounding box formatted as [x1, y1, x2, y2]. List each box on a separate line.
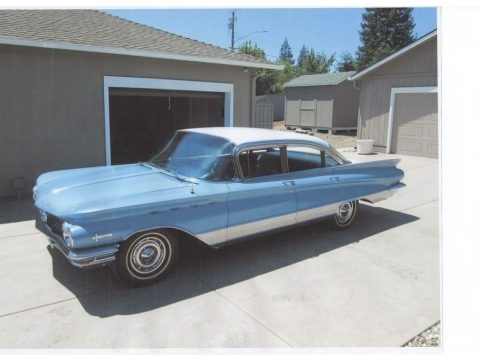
[34, 127, 405, 286]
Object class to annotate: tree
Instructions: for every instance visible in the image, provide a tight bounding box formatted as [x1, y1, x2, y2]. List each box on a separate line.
[279, 38, 294, 65]
[256, 70, 278, 95]
[238, 40, 266, 60]
[271, 60, 301, 94]
[336, 52, 357, 72]
[300, 48, 335, 74]
[356, 8, 415, 70]
[297, 44, 308, 69]
[256, 60, 300, 95]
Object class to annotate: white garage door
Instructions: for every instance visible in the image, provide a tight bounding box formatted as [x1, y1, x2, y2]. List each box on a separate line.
[391, 93, 438, 158]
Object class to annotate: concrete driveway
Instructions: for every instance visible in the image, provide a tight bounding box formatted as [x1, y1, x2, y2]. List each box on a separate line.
[0, 151, 439, 348]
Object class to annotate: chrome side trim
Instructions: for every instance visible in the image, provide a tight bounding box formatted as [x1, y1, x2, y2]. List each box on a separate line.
[197, 228, 227, 246]
[227, 212, 296, 242]
[198, 204, 338, 246]
[295, 203, 339, 223]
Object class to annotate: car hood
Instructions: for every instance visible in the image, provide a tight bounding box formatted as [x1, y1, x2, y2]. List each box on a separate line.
[34, 163, 190, 217]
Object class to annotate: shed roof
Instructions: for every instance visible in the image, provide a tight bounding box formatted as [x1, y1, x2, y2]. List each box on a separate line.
[284, 71, 356, 88]
[349, 30, 437, 81]
[0, 10, 282, 70]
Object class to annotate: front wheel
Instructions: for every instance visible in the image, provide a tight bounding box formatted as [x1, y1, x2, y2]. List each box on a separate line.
[332, 200, 358, 229]
[115, 230, 178, 287]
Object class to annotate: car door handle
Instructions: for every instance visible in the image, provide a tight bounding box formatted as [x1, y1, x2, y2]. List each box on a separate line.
[283, 180, 296, 187]
[330, 177, 340, 182]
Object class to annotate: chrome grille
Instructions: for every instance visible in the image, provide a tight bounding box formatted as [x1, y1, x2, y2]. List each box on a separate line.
[46, 213, 63, 238]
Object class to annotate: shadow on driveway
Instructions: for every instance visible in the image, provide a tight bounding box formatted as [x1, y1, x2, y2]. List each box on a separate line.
[47, 204, 419, 318]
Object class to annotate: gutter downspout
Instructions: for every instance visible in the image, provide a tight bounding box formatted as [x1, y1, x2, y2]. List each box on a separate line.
[352, 79, 363, 140]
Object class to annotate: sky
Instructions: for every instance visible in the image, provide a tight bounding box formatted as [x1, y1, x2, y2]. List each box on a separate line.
[104, 8, 437, 65]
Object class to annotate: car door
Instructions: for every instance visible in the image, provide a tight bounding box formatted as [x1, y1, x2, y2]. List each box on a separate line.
[225, 145, 297, 241]
[285, 145, 340, 223]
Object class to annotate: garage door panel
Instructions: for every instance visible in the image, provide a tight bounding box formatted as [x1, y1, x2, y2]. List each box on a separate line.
[391, 93, 438, 158]
[397, 141, 422, 153]
[397, 126, 424, 137]
[428, 127, 438, 138]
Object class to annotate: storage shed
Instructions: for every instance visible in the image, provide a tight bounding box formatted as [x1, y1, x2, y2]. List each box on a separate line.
[284, 71, 359, 133]
[349, 30, 438, 158]
[0, 10, 281, 198]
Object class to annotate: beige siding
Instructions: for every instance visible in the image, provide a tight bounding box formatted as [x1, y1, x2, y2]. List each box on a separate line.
[332, 80, 360, 128]
[284, 86, 333, 129]
[356, 37, 438, 148]
[0, 45, 254, 196]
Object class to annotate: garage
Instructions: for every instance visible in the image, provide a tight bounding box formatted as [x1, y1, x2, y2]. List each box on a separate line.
[0, 10, 282, 198]
[350, 30, 438, 156]
[109, 88, 225, 164]
[389, 91, 438, 158]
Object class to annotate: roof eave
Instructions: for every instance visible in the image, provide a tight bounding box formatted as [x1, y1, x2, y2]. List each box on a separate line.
[284, 79, 347, 88]
[0, 36, 283, 70]
[348, 30, 437, 81]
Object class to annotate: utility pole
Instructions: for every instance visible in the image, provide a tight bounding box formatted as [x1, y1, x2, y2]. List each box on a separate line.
[228, 10, 237, 51]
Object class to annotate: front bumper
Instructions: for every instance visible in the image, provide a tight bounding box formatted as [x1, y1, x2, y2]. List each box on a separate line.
[35, 215, 118, 268]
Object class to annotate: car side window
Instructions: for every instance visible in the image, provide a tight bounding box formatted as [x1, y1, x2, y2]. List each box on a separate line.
[324, 152, 340, 167]
[287, 146, 322, 172]
[239, 147, 283, 179]
[286, 146, 340, 171]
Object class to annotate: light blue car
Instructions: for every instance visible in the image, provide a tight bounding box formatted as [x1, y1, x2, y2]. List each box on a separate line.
[34, 127, 405, 286]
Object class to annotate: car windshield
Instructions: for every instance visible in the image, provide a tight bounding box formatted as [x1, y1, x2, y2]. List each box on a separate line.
[149, 131, 235, 181]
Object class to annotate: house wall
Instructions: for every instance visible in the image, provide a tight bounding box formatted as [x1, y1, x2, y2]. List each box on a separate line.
[355, 37, 437, 148]
[284, 86, 333, 129]
[332, 80, 360, 128]
[0, 44, 255, 197]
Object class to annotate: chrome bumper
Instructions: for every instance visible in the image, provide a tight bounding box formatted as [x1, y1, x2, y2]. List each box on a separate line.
[35, 216, 118, 268]
[362, 182, 406, 203]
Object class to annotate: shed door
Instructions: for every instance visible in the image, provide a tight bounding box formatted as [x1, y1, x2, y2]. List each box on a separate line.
[300, 108, 315, 127]
[391, 93, 438, 158]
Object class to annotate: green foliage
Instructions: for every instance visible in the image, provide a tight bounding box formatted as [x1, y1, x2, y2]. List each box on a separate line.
[297, 45, 308, 69]
[356, 8, 415, 70]
[279, 38, 294, 65]
[271, 61, 301, 94]
[299, 48, 335, 74]
[256, 60, 300, 95]
[250, 41, 334, 95]
[238, 40, 266, 60]
[336, 52, 358, 72]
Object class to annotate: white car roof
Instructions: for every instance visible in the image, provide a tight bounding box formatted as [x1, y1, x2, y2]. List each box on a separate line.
[182, 127, 331, 148]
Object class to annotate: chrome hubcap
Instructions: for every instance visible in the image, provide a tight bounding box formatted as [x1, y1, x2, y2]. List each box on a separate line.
[129, 236, 167, 275]
[337, 202, 354, 224]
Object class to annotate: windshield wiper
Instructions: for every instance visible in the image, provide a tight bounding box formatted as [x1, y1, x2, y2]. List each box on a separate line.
[166, 168, 199, 184]
[142, 162, 198, 184]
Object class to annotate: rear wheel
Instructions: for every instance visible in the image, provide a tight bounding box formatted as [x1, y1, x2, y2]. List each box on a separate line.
[115, 230, 178, 287]
[332, 200, 358, 229]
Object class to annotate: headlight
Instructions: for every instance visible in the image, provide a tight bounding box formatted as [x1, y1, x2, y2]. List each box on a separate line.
[40, 210, 48, 223]
[62, 222, 75, 248]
